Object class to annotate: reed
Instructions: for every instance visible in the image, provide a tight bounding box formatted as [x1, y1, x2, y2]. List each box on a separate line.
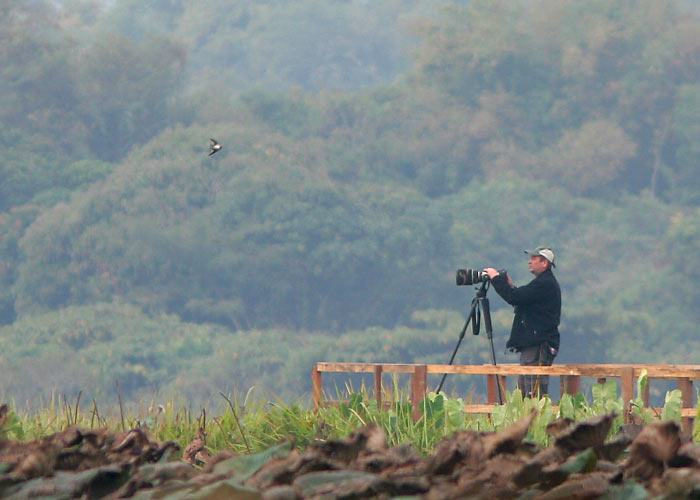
[3, 377, 697, 457]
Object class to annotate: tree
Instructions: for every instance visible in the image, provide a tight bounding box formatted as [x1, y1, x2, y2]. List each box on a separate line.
[0, 1, 87, 156]
[76, 34, 186, 161]
[667, 85, 700, 205]
[536, 119, 636, 196]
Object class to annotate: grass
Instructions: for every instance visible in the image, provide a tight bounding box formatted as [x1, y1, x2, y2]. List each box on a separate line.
[3, 375, 698, 457]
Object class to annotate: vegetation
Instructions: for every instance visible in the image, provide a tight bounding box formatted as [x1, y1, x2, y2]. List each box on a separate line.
[1, 0, 699, 406]
[3, 375, 698, 457]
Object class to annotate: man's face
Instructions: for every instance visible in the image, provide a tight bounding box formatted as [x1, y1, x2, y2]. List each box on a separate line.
[528, 255, 549, 276]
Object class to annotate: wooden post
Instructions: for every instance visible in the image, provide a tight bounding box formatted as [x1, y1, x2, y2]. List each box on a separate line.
[487, 375, 507, 403]
[621, 367, 635, 422]
[561, 375, 581, 396]
[374, 364, 383, 410]
[487, 375, 498, 403]
[312, 365, 322, 412]
[678, 377, 693, 434]
[411, 365, 427, 422]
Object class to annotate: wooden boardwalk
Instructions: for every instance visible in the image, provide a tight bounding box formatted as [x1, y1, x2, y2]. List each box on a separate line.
[312, 362, 700, 429]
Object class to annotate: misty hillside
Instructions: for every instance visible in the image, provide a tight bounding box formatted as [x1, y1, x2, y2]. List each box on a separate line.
[1, 0, 699, 405]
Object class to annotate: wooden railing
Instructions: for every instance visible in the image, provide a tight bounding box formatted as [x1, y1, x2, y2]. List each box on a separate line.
[311, 362, 700, 430]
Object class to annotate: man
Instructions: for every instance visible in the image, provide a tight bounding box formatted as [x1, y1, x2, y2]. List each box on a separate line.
[484, 247, 561, 398]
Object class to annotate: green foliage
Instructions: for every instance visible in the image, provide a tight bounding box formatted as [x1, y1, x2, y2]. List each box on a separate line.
[0, 2, 83, 154]
[173, 0, 419, 91]
[629, 370, 655, 425]
[7, 382, 698, 460]
[57, 159, 115, 190]
[2, 0, 700, 407]
[664, 208, 700, 316]
[0, 129, 71, 211]
[669, 84, 700, 204]
[76, 34, 186, 161]
[422, 392, 466, 430]
[0, 303, 472, 405]
[0, 409, 25, 440]
[662, 390, 683, 422]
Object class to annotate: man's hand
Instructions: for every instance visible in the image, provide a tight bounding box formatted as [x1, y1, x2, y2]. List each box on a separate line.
[484, 268, 500, 279]
[484, 268, 514, 287]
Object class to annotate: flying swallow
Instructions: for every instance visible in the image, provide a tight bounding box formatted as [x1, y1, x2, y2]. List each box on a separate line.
[209, 138, 222, 156]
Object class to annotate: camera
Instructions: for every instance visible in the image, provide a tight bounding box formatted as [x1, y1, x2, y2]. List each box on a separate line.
[456, 268, 489, 286]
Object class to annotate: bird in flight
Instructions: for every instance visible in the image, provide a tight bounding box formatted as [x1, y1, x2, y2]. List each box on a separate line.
[209, 138, 222, 156]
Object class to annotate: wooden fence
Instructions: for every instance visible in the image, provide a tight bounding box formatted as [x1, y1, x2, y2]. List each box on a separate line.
[311, 362, 700, 431]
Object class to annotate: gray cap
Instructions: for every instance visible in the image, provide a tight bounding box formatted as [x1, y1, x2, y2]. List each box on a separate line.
[525, 246, 555, 267]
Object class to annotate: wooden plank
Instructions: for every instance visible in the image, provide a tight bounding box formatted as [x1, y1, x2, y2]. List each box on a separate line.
[462, 404, 697, 417]
[464, 404, 501, 414]
[428, 364, 581, 376]
[411, 365, 427, 422]
[312, 366, 322, 412]
[463, 404, 563, 414]
[427, 363, 700, 378]
[317, 362, 700, 380]
[373, 365, 383, 410]
[316, 362, 417, 373]
[316, 362, 385, 373]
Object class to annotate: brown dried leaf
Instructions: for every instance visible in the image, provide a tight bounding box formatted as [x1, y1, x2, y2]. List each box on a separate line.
[536, 471, 611, 499]
[0, 404, 8, 430]
[427, 430, 486, 475]
[595, 434, 630, 462]
[624, 420, 682, 482]
[670, 442, 700, 468]
[483, 409, 537, 457]
[15, 442, 61, 478]
[546, 417, 575, 437]
[513, 446, 568, 488]
[648, 467, 700, 498]
[305, 426, 377, 464]
[554, 413, 615, 452]
[291, 470, 388, 498]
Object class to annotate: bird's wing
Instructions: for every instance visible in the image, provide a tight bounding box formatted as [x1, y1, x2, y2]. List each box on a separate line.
[210, 138, 218, 145]
[208, 150, 216, 156]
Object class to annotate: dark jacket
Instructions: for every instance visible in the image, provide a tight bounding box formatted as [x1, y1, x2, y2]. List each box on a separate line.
[490, 268, 561, 351]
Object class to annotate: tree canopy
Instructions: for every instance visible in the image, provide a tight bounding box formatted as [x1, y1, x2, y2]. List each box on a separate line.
[1, 0, 699, 404]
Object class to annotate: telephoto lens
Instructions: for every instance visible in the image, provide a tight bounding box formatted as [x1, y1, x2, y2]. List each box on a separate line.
[455, 268, 489, 286]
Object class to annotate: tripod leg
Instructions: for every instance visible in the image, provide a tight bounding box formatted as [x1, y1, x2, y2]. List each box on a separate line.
[481, 297, 503, 405]
[436, 298, 478, 394]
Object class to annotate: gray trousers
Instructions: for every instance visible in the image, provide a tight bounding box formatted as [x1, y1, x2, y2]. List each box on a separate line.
[519, 344, 556, 398]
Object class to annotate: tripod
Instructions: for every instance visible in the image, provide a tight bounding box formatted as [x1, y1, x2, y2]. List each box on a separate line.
[436, 280, 503, 404]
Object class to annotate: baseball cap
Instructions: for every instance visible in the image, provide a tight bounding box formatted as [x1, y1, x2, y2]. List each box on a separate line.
[524, 246, 555, 267]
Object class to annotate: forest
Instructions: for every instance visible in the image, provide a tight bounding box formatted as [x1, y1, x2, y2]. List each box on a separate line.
[0, 0, 699, 406]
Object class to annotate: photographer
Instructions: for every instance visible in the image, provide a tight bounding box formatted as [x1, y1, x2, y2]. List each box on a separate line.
[484, 247, 561, 398]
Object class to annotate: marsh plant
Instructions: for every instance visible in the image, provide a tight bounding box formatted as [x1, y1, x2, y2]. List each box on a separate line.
[1, 374, 696, 457]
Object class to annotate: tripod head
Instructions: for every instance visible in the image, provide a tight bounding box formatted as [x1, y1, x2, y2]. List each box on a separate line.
[474, 279, 490, 298]
[468, 280, 492, 337]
